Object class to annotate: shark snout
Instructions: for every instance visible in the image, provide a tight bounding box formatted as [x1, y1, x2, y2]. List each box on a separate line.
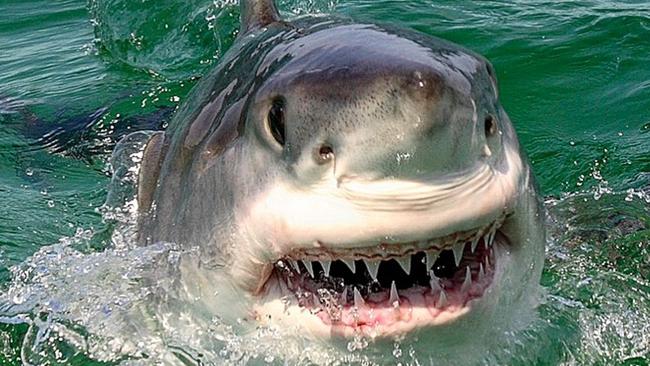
[289, 73, 493, 182]
[252, 25, 503, 183]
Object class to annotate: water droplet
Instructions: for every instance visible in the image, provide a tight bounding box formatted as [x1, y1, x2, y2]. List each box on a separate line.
[393, 343, 403, 358]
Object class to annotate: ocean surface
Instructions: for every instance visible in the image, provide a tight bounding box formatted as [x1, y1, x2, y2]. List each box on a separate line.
[0, 0, 648, 364]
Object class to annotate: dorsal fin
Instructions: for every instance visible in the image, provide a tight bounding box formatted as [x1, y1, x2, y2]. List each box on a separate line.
[240, 0, 280, 34]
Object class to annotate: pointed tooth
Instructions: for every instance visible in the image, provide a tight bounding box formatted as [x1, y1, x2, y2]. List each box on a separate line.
[365, 260, 380, 282]
[461, 266, 472, 293]
[353, 287, 365, 308]
[340, 287, 348, 305]
[389, 281, 399, 305]
[289, 260, 300, 273]
[479, 263, 485, 280]
[321, 260, 331, 277]
[304, 261, 315, 278]
[485, 255, 490, 268]
[437, 290, 447, 308]
[484, 234, 490, 250]
[488, 227, 496, 246]
[429, 270, 442, 293]
[341, 258, 356, 274]
[395, 256, 412, 275]
[471, 236, 480, 253]
[425, 251, 438, 267]
[452, 242, 464, 267]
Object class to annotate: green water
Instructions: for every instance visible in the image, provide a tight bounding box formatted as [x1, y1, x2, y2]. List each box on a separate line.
[0, 0, 648, 364]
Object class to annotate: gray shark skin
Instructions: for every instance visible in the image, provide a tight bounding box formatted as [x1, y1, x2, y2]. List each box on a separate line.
[114, 0, 545, 354]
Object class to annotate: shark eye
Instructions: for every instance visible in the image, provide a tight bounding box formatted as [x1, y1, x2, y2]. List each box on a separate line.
[484, 115, 498, 138]
[267, 99, 285, 146]
[486, 63, 495, 79]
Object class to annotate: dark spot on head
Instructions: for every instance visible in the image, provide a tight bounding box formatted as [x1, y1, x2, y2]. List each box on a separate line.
[484, 114, 497, 138]
[485, 63, 495, 79]
[268, 98, 285, 146]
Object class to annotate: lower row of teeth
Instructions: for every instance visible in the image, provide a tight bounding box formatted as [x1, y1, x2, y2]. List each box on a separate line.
[277, 230, 496, 308]
[332, 263, 486, 309]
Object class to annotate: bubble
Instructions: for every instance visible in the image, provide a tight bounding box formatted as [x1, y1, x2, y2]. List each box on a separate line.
[392, 342, 402, 358]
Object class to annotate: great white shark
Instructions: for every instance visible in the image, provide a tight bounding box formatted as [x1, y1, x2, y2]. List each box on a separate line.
[117, 0, 545, 348]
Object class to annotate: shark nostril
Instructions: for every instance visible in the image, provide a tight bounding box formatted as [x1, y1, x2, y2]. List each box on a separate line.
[314, 143, 334, 165]
[484, 115, 498, 138]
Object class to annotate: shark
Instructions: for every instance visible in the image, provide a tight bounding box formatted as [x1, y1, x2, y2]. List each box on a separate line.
[114, 0, 545, 350]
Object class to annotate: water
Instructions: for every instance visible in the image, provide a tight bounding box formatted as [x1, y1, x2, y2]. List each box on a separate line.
[0, 0, 648, 364]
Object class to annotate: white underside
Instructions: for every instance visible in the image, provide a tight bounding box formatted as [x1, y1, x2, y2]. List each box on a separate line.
[245, 146, 522, 252]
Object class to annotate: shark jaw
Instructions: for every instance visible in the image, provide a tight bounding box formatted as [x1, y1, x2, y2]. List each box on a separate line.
[235, 146, 529, 339]
[251, 217, 508, 339]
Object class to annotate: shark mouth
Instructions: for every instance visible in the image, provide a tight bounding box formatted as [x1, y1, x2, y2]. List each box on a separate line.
[256, 217, 506, 337]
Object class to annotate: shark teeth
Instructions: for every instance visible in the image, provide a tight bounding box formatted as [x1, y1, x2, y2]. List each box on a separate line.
[389, 281, 399, 305]
[304, 261, 315, 278]
[280, 220, 502, 277]
[281, 238, 494, 282]
[425, 251, 438, 267]
[272, 219, 501, 308]
[340, 287, 348, 305]
[460, 266, 472, 293]
[341, 258, 356, 274]
[288, 260, 300, 273]
[394, 256, 411, 275]
[437, 290, 448, 308]
[365, 260, 380, 282]
[282, 234, 496, 282]
[321, 260, 331, 277]
[353, 287, 365, 308]
[470, 234, 480, 253]
[452, 241, 465, 267]
[429, 270, 442, 293]
[484, 224, 497, 249]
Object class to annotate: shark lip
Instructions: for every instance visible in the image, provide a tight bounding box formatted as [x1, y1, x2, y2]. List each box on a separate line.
[255, 215, 508, 337]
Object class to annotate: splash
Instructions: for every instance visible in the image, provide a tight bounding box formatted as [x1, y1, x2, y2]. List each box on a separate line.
[1, 0, 648, 363]
[2, 182, 648, 364]
[0, 138, 374, 365]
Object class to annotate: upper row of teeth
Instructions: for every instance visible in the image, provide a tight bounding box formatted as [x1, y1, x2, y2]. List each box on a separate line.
[289, 219, 503, 260]
[280, 227, 497, 282]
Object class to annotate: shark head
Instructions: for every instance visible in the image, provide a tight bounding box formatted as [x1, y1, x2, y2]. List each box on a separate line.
[133, 0, 545, 348]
